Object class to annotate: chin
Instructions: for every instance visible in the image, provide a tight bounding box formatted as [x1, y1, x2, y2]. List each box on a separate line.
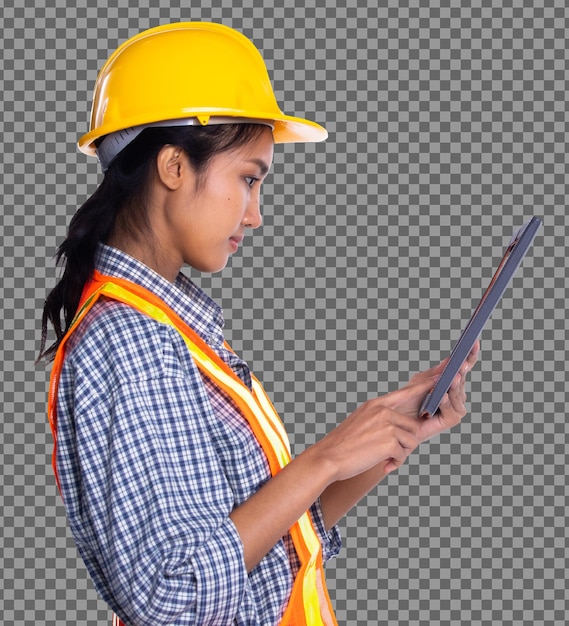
[189, 258, 228, 274]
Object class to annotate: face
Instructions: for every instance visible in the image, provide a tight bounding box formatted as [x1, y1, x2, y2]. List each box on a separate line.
[161, 127, 274, 276]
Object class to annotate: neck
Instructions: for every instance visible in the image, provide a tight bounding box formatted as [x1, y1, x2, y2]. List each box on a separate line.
[105, 236, 182, 283]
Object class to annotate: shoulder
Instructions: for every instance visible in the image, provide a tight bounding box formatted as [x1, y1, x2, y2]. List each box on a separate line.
[65, 298, 194, 383]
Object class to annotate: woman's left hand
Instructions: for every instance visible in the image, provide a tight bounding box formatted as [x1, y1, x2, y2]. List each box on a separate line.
[409, 340, 481, 443]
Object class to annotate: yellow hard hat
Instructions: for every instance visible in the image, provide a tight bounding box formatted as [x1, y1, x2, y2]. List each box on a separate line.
[78, 21, 327, 167]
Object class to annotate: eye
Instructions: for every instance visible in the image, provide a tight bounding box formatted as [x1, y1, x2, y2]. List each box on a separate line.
[245, 176, 258, 188]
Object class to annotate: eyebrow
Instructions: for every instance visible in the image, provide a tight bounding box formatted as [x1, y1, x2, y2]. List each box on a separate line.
[246, 158, 270, 176]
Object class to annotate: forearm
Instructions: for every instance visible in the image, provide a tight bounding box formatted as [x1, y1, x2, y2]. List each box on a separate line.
[231, 452, 389, 572]
[319, 463, 389, 530]
[231, 388, 436, 569]
[230, 444, 335, 572]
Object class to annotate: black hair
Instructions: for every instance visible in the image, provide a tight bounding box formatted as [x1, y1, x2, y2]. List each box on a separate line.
[38, 123, 268, 361]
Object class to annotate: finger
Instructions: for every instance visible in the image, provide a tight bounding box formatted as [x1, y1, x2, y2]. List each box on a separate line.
[451, 369, 464, 389]
[376, 405, 419, 435]
[450, 341, 480, 387]
[384, 458, 403, 474]
[465, 340, 481, 370]
[410, 358, 449, 383]
[440, 374, 467, 417]
[393, 414, 421, 435]
[445, 385, 466, 415]
[414, 340, 480, 385]
[448, 368, 467, 399]
[391, 432, 417, 458]
[388, 375, 438, 403]
[397, 427, 420, 451]
[383, 429, 418, 473]
[380, 378, 438, 420]
[454, 349, 478, 381]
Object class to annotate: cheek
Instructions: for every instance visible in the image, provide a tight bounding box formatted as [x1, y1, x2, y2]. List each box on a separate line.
[217, 192, 246, 225]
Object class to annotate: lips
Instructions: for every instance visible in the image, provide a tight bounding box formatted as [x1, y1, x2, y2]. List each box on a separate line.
[229, 235, 243, 252]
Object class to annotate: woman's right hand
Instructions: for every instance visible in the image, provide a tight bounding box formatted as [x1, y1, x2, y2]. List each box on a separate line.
[313, 375, 437, 482]
[232, 367, 459, 569]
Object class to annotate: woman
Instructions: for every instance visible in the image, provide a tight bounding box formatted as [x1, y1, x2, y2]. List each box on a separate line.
[40, 22, 479, 626]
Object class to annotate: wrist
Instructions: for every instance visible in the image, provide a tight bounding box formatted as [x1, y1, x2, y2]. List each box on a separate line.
[298, 438, 340, 489]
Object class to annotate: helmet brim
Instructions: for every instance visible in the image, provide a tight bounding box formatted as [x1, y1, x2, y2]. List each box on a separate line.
[78, 111, 327, 157]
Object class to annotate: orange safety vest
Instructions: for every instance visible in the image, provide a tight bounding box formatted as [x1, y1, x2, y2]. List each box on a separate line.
[48, 271, 337, 626]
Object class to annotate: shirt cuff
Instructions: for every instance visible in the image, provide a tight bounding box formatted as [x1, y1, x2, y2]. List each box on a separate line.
[309, 498, 342, 563]
[191, 517, 248, 624]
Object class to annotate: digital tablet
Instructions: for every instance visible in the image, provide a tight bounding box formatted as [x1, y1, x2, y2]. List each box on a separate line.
[419, 216, 542, 419]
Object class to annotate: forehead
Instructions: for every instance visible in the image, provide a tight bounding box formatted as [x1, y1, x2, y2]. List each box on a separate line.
[213, 126, 274, 171]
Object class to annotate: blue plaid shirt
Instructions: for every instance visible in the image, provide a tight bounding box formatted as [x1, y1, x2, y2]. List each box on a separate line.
[55, 244, 341, 625]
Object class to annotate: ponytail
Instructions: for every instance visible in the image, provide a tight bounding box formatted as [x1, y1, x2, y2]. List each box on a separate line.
[39, 167, 131, 361]
[38, 130, 157, 361]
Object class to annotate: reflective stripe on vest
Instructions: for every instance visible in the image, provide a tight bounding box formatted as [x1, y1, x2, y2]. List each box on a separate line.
[48, 271, 337, 626]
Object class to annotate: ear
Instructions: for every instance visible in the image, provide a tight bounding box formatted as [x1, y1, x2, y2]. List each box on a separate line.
[156, 145, 186, 191]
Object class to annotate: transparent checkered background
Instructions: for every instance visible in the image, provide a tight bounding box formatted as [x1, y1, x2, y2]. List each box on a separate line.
[2, 0, 567, 624]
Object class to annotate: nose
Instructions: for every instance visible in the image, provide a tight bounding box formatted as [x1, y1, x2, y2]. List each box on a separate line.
[243, 193, 263, 229]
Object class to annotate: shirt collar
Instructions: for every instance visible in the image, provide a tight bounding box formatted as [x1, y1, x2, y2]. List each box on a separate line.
[94, 244, 226, 346]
